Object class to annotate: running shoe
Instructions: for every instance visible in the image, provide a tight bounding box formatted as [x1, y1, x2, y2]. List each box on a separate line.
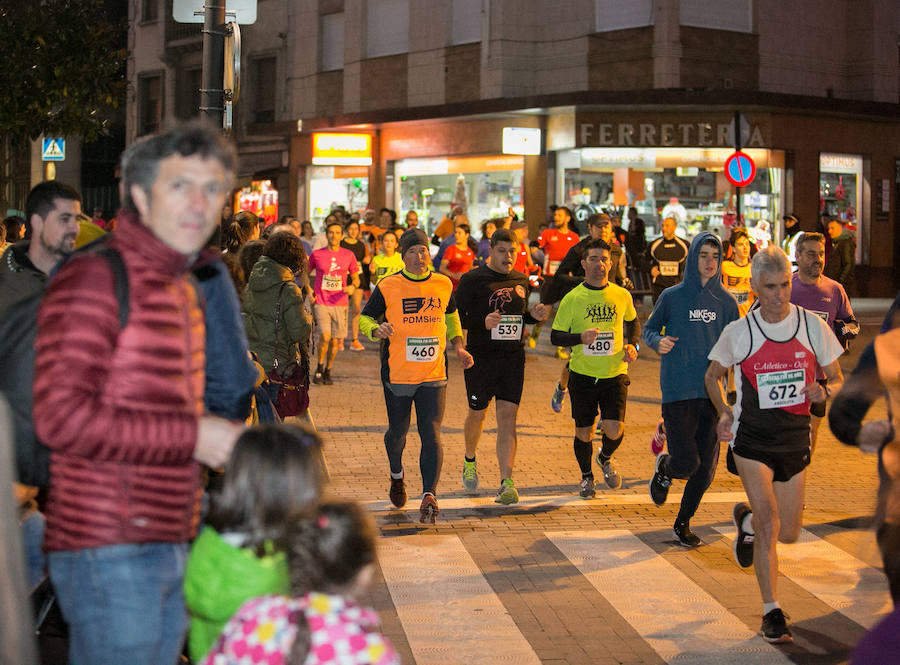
[732, 502, 755, 568]
[350, 339, 365, 351]
[419, 493, 439, 524]
[551, 383, 567, 413]
[579, 475, 596, 499]
[526, 332, 537, 349]
[596, 453, 622, 489]
[556, 346, 570, 360]
[649, 453, 671, 506]
[494, 478, 519, 505]
[760, 608, 792, 644]
[650, 418, 666, 455]
[389, 476, 407, 508]
[462, 460, 479, 493]
[673, 520, 701, 547]
[312, 368, 324, 385]
[322, 369, 333, 385]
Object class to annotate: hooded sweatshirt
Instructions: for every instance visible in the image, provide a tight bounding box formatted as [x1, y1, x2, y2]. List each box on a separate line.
[643, 232, 739, 403]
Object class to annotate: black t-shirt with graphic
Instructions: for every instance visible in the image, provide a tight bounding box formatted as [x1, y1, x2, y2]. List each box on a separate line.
[455, 265, 535, 355]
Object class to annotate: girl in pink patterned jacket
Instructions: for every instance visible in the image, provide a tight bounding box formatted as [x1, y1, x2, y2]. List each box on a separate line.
[201, 502, 399, 665]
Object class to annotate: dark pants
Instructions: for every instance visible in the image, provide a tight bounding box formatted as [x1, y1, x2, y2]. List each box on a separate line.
[662, 398, 720, 523]
[383, 384, 446, 494]
[878, 522, 900, 604]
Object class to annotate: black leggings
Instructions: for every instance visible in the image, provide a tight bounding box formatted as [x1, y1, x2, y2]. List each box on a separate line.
[383, 384, 446, 495]
[662, 398, 720, 523]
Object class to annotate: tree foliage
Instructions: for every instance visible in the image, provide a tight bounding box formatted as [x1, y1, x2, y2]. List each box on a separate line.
[0, 0, 126, 145]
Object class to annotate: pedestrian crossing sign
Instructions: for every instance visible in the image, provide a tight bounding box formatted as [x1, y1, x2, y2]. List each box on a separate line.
[42, 138, 65, 162]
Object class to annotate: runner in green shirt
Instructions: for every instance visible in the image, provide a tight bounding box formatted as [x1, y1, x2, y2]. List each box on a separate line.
[551, 238, 641, 498]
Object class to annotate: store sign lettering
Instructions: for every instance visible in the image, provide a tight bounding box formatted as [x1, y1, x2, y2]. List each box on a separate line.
[312, 133, 373, 166]
[579, 122, 766, 148]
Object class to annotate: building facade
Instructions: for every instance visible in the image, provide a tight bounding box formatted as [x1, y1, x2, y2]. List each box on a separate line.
[129, 0, 900, 294]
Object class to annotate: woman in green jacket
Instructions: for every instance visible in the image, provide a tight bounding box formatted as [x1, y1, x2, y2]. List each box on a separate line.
[242, 232, 313, 387]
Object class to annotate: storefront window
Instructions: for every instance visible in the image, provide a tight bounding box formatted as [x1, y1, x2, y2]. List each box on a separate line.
[307, 166, 369, 225]
[557, 147, 784, 246]
[395, 156, 524, 236]
[237, 180, 278, 227]
[819, 153, 863, 263]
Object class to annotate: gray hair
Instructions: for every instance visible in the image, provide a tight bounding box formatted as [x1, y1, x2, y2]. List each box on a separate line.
[750, 245, 791, 284]
[120, 121, 237, 211]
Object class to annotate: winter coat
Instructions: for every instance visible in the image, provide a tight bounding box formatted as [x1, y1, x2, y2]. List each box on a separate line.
[33, 212, 214, 551]
[0, 241, 45, 317]
[824, 232, 855, 289]
[184, 527, 289, 662]
[195, 258, 257, 421]
[242, 256, 312, 378]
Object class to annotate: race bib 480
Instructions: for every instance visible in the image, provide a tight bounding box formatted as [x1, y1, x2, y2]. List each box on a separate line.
[583, 331, 615, 356]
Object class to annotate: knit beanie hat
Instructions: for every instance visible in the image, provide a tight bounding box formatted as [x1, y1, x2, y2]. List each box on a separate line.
[399, 228, 429, 256]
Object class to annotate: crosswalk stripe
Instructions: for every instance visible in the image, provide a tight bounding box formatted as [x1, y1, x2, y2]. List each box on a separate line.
[547, 530, 790, 664]
[364, 490, 750, 512]
[714, 526, 891, 629]
[378, 535, 542, 665]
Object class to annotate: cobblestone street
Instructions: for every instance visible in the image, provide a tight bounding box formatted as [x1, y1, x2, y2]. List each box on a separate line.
[306, 299, 893, 665]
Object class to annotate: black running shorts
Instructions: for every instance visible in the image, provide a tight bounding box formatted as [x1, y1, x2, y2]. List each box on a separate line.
[464, 348, 526, 410]
[729, 443, 810, 483]
[568, 371, 629, 428]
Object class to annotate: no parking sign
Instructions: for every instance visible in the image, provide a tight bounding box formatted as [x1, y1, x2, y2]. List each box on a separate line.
[724, 151, 756, 188]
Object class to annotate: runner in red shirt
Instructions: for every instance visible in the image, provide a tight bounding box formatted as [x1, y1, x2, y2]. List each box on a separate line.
[538, 207, 580, 277]
[528, 206, 580, 357]
[439, 223, 476, 289]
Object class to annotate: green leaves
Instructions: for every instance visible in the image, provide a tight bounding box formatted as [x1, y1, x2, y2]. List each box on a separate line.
[0, 0, 126, 144]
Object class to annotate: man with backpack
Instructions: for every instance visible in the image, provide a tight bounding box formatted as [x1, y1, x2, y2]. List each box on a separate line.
[31, 123, 246, 665]
[0, 181, 80, 317]
[0, 182, 82, 491]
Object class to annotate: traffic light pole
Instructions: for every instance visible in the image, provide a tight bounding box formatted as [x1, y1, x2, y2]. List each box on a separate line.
[200, 1, 226, 128]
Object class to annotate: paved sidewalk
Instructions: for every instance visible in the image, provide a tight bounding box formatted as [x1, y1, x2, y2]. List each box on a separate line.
[308, 302, 892, 665]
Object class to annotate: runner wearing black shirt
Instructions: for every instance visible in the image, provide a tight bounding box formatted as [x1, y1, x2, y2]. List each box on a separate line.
[455, 229, 549, 504]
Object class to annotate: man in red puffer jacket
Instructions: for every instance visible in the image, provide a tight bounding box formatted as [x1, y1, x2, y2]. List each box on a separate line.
[33, 123, 246, 665]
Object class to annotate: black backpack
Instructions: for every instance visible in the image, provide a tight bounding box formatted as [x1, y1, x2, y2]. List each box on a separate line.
[0, 238, 129, 487]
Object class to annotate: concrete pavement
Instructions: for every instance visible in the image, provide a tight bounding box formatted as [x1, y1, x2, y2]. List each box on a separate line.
[307, 298, 893, 665]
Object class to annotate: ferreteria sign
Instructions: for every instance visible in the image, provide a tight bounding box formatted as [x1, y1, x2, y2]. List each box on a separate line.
[575, 113, 770, 149]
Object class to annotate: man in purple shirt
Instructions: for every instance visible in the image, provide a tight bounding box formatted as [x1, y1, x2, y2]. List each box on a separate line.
[789, 232, 858, 450]
[308, 221, 360, 384]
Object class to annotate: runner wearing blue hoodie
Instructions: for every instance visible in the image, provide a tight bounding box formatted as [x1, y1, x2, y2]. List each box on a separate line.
[643, 232, 739, 546]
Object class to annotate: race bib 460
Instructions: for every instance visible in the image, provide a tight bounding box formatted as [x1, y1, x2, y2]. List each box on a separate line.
[406, 336, 440, 362]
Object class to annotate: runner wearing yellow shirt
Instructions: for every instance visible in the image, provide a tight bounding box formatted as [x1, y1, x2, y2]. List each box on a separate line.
[550, 238, 641, 499]
[370, 231, 405, 286]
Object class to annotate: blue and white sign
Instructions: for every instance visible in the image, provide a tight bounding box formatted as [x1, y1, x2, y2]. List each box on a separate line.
[42, 138, 65, 162]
